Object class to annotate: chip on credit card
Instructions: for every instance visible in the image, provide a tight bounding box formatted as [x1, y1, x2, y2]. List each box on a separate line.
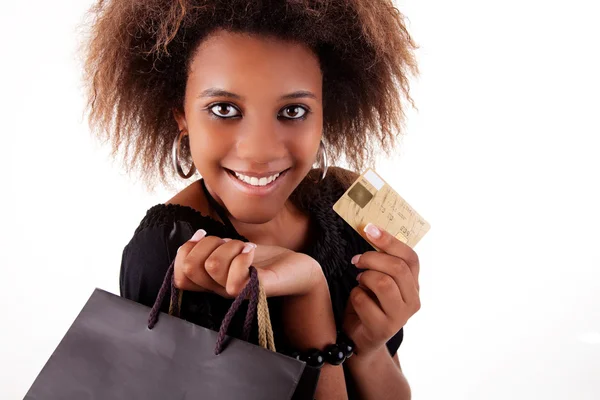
[333, 169, 430, 250]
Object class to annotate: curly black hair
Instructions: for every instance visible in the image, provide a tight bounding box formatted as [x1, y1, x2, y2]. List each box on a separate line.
[79, 0, 419, 190]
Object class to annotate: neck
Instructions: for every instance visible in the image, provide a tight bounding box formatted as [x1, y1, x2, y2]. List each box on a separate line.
[231, 199, 312, 252]
[199, 179, 312, 251]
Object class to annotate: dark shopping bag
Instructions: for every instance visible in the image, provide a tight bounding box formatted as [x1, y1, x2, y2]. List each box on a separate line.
[25, 262, 320, 399]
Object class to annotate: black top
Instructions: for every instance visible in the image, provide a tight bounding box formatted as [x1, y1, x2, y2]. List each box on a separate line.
[119, 172, 404, 398]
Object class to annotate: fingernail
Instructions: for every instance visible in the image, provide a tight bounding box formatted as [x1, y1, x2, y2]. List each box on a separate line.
[351, 254, 361, 265]
[356, 272, 363, 281]
[364, 223, 381, 239]
[242, 242, 256, 254]
[222, 238, 232, 242]
[190, 229, 207, 242]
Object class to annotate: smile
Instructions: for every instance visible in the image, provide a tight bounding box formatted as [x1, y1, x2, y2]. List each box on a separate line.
[233, 171, 282, 186]
[225, 168, 290, 195]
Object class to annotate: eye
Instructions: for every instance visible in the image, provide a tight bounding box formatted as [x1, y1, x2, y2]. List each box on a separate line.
[209, 103, 241, 119]
[279, 105, 308, 120]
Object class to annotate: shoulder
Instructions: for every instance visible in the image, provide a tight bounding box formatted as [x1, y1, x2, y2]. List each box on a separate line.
[320, 166, 360, 195]
[293, 167, 359, 211]
[295, 167, 372, 281]
[134, 178, 226, 237]
[164, 179, 214, 219]
[119, 207, 199, 307]
[326, 166, 360, 189]
[119, 181, 228, 305]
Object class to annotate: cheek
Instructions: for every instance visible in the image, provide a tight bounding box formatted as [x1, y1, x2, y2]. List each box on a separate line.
[189, 128, 234, 162]
[287, 124, 322, 164]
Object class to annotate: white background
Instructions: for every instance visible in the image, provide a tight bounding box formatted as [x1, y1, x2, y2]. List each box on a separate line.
[1, 0, 599, 399]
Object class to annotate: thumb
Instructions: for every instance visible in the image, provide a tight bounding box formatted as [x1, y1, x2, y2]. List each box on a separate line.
[226, 242, 257, 296]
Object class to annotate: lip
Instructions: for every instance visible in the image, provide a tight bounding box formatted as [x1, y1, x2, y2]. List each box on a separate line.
[225, 168, 289, 196]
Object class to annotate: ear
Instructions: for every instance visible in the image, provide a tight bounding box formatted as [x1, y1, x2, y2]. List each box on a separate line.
[172, 108, 187, 132]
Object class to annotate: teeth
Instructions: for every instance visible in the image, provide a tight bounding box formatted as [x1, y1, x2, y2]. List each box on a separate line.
[234, 171, 281, 186]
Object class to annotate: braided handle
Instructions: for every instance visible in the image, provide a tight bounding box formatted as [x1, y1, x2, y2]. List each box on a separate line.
[148, 260, 176, 329]
[147, 261, 274, 354]
[214, 267, 259, 354]
[147, 260, 186, 328]
[257, 281, 276, 352]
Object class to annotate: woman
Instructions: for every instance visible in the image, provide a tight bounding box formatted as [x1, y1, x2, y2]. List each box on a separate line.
[82, 1, 420, 398]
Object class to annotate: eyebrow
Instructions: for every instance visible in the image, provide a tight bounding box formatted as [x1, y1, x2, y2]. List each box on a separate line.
[197, 88, 317, 101]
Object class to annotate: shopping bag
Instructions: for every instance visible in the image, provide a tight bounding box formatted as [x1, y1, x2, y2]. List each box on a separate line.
[24, 263, 320, 399]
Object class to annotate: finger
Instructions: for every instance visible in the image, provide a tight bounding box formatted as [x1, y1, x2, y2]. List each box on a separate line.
[175, 233, 227, 294]
[225, 242, 257, 296]
[173, 267, 204, 291]
[349, 286, 387, 336]
[357, 270, 403, 317]
[352, 251, 420, 294]
[174, 230, 208, 291]
[392, 263, 420, 312]
[362, 223, 420, 280]
[204, 239, 248, 287]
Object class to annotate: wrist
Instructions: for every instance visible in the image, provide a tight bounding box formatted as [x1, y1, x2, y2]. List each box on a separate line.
[287, 331, 355, 369]
[345, 344, 389, 372]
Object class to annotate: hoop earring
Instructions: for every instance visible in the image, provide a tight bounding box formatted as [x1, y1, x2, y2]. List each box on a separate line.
[317, 139, 328, 182]
[172, 129, 197, 179]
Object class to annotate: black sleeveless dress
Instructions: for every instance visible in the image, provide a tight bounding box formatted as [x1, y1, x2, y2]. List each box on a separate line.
[119, 172, 404, 399]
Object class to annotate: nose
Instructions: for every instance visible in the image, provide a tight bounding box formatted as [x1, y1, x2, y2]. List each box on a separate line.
[236, 118, 287, 165]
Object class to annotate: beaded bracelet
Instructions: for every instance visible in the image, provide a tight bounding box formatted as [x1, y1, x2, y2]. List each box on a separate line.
[289, 331, 355, 369]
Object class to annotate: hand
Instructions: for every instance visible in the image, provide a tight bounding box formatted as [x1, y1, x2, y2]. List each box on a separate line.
[343, 223, 421, 357]
[173, 229, 323, 298]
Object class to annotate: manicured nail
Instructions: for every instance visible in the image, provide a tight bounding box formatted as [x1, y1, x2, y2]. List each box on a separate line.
[351, 254, 361, 265]
[242, 242, 256, 254]
[222, 238, 232, 242]
[356, 273, 363, 281]
[190, 229, 207, 242]
[364, 223, 381, 239]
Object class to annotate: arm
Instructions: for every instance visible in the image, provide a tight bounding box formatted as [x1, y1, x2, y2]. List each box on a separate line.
[342, 223, 421, 400]
[120, 224, 176, 306]
[172, 232, 349, 398]
[281, 266, 348, 400]
[346, 348, 411, 400]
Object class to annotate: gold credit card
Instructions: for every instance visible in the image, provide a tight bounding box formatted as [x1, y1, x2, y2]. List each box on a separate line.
[333, 169, 430, 250]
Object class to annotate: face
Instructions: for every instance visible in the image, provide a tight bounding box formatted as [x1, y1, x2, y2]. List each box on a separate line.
[174, 30, 323, 224]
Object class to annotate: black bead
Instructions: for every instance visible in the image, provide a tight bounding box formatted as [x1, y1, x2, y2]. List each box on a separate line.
[290, 351, 302, 361]
[338, 332, 355, 358]
[341, 342, 354, 358]
[324, 344, 346, 365]
[303, 349, 325, 368]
